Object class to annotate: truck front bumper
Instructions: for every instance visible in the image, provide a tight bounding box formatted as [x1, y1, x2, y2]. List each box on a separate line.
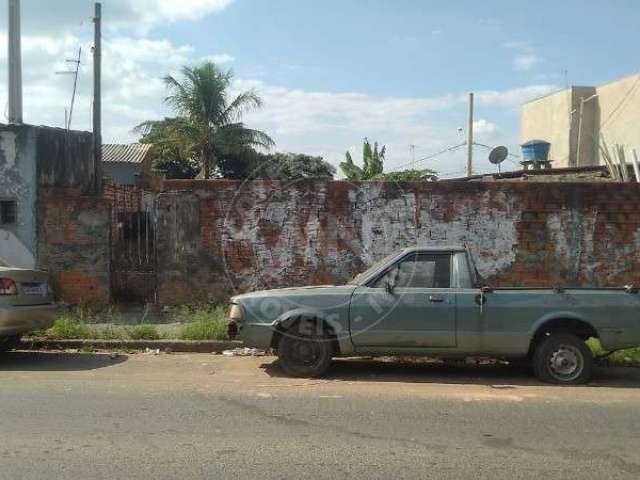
[0, 304, 57, 337]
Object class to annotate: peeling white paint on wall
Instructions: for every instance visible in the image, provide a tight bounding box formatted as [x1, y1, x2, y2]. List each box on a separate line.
[0, 229, 36, 269]
[547, 210, 597, 282]
[350, 186, 518, 278]
[0, 132, 17, 168]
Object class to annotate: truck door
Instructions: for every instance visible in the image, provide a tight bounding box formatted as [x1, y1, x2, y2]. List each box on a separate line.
[350, 253, 457, 348]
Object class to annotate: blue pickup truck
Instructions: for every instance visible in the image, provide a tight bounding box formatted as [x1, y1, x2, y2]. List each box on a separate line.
[227, 246, 640, 384]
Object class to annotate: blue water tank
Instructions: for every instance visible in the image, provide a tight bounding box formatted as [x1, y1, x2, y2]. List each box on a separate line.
[521, 140, 551, 162]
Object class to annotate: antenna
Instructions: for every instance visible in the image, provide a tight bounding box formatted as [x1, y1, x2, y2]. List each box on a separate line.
[55, 47, 82, 130]
[488, 145, 509, 175]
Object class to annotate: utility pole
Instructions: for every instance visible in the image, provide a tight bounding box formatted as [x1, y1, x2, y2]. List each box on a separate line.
[409, 144, 416, 164]
[466, 92, 474, 177]
[93, 3, 103, 193]
[8, 0, 23, 124]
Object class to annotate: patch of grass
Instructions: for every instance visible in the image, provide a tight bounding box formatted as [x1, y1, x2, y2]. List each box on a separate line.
[587, 338, 640, 365]
[49, 314, 92, 339]
[94, 325, 128, 340]
[126, 324, 160, 341]
[178, 305, 228, 341]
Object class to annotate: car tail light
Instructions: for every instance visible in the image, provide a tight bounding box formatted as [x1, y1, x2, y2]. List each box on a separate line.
[0, 278, 17, 296]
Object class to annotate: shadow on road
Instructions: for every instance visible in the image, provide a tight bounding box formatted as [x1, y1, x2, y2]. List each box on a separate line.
[0, 351, 128, 372]
[263, 358, 640, 388]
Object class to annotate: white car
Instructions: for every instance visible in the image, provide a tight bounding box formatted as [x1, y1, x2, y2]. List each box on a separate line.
[0, 263, 56, 352]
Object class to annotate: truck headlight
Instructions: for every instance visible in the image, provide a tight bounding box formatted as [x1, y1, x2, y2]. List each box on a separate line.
[229, 304, 243, 321]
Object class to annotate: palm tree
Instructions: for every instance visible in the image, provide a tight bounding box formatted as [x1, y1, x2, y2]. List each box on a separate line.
[139, 62, 275, 179]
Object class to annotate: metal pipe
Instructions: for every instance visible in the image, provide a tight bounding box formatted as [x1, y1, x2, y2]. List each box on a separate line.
[93, 3, 103, 193]
[467, 93, 474, 177]
[8, 0, 23, 124]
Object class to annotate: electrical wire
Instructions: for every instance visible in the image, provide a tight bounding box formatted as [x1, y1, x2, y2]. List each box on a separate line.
[472, 142, 521, 165]
[600, 74, 640, 128]
[389, 142, 467, 172]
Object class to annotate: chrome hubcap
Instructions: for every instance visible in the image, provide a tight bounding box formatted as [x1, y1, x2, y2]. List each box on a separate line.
[548, 344, 583, 381]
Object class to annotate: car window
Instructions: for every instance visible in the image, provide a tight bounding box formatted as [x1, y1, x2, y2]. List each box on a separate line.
[371, 254, 451, 289]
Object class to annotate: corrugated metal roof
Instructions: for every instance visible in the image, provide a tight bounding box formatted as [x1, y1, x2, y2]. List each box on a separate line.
[102, 143, 152, 164]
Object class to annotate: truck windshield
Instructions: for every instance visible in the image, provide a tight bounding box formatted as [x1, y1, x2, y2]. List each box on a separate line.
[347, 252, 404, 286]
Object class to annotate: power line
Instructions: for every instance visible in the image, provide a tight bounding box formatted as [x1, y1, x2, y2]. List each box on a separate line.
[601, 74, 640, 128]
[390, 142, 467, 172]
[472, 141, 521, 165]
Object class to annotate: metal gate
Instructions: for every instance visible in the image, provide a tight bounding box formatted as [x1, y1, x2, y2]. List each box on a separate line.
[107, 185, 157, 303]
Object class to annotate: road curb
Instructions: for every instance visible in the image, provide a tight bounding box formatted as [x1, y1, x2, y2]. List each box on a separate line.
[21, 338, 244, 353]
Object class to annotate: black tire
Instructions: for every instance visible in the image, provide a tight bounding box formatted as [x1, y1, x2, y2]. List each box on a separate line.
[532, 333, 593, 385]
[0, 335, 22, 353]
[277, 328, 333, 378]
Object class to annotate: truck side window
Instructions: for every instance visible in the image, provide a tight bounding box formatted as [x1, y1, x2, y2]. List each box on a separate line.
[372, 254, 451, 289]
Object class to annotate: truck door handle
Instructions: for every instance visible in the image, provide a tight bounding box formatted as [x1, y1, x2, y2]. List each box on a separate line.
[429, 295, 445, 303]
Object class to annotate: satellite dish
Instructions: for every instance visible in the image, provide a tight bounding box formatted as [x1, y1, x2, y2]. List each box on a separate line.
[488, 146, 509, 175]
[489, 146, 508, 165]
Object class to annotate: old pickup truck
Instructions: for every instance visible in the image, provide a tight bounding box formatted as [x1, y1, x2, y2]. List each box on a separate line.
[227, 246, 640, 384]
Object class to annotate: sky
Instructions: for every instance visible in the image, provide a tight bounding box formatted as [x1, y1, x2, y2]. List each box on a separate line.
[1, 0, 639, 177]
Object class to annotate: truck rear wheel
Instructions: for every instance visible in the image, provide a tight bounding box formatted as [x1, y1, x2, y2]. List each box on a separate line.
[532, 333, 593, 385]
[277, 330, 333, 378]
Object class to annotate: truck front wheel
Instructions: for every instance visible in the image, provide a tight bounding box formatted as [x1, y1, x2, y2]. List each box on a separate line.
[277, 330, 333, 378]
[532, 333, 593, 385]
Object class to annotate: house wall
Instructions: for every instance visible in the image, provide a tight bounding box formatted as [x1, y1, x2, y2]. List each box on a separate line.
[154, 180, 640, 305]
[37, 188, 111, 307]
[0, 125, 38, 268]
[522, 75, 640, 168]
[104, 162, 142, 186]
[0, 123, 110, 305]
[596, 74, 640, 164]
[521, 89, 573, 167]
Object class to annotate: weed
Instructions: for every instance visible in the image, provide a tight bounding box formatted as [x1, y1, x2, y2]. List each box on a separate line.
[179, 305, 228, 341]
[587, 338, 640, 365]
[49, 314, 92, 339]
[127, 324, 160, 340]
[95, 325, 128, 340]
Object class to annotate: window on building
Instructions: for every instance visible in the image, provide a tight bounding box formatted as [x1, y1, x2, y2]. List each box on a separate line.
[0, 200, 17, 226]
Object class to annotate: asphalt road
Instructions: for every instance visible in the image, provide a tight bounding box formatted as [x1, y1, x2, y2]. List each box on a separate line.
[1, 351, 639, 479]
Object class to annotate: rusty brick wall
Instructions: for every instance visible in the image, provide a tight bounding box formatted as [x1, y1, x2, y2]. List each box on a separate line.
[154, 180, 640, 305]
[37, 188, 111, 307]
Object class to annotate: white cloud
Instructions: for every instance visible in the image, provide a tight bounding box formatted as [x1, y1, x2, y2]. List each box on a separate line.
[10, 0, 234, 35]
[127, 0, 234, 29]
[473, 84, 557, 106]
[0, 2, 558, 178]
[503, 40, 532, 50]
[0, 31, 194, 138]
[235, 80, 558, 170]
[513, 54, 544, 72]
[502, 40, 545, 73]
[473, 119, 498, 136]
[202, 54, 235, 65]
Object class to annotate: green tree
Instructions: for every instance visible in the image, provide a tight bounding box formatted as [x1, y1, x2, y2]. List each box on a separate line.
[137, 61, 275, 179]
[340, 138, 437, 181]
[217, 150, 335, 180]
